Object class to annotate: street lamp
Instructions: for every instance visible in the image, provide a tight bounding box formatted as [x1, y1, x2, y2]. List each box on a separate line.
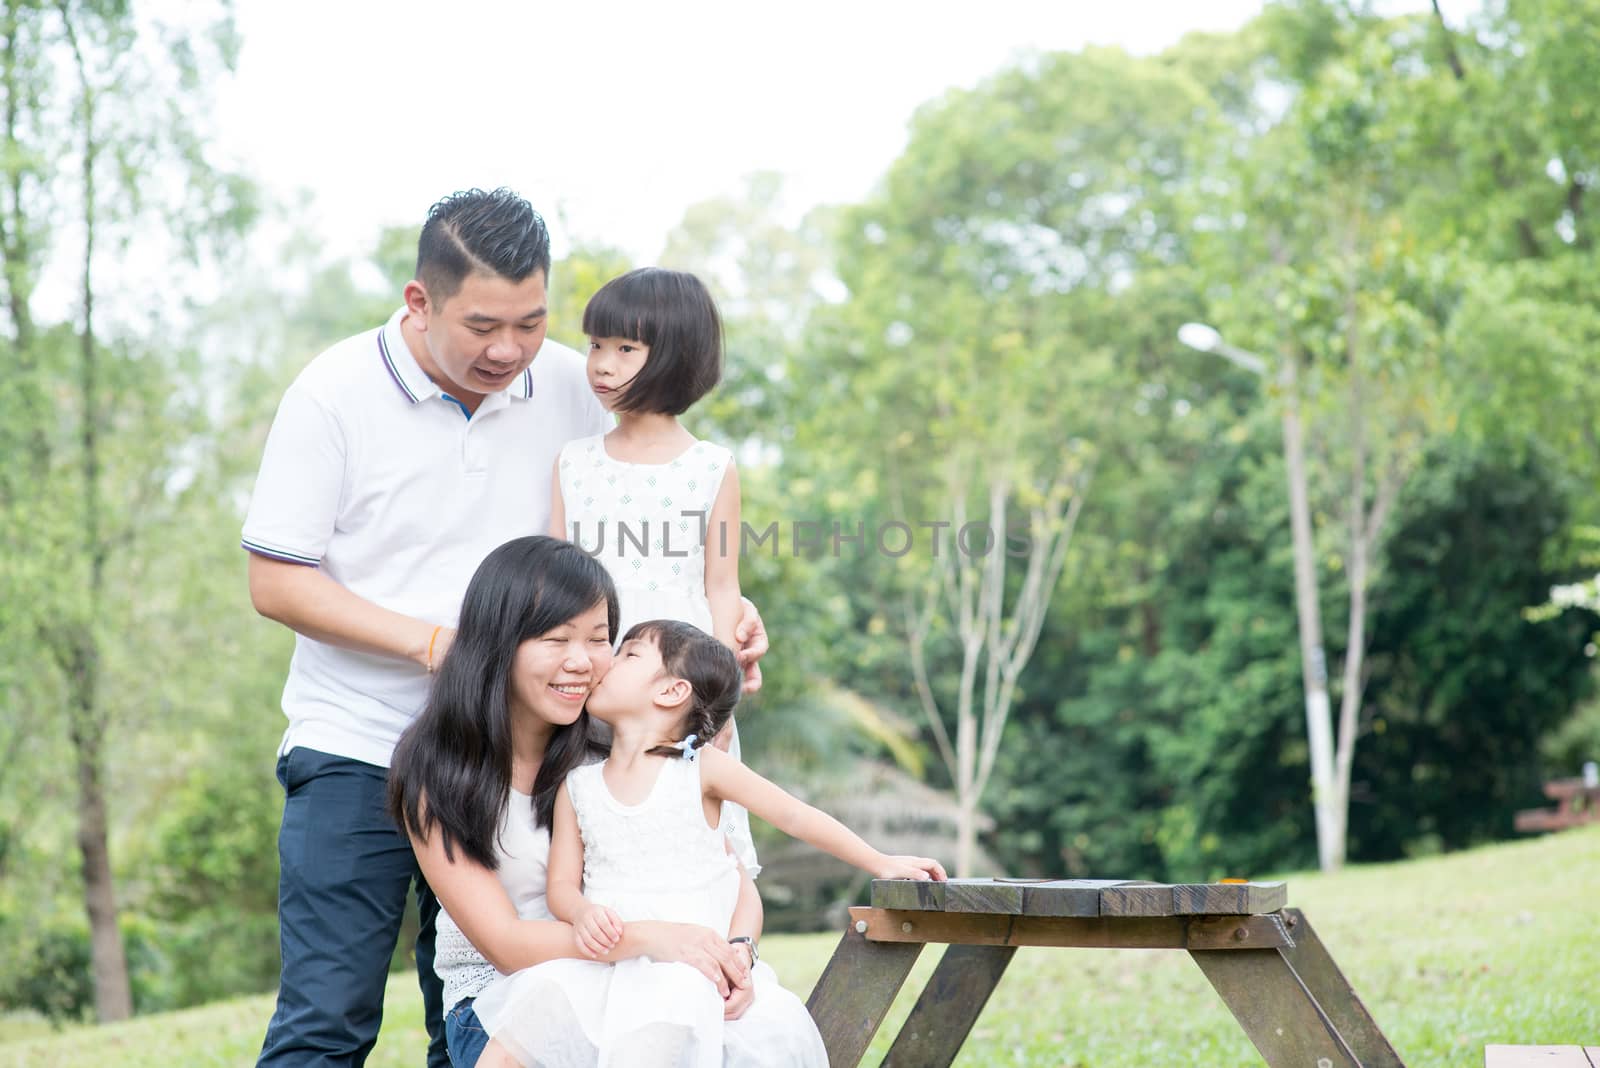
[1178, 322, 1340, 873]
[1176, 323, 1267, 375]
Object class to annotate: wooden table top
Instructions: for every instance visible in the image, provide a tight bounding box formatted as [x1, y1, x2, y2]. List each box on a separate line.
[1544, 777, 1600, 801]
[870, 877, 1287, 917]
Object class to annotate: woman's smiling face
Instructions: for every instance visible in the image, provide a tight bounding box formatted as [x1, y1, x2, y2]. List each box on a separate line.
[507, 598, 614, 727]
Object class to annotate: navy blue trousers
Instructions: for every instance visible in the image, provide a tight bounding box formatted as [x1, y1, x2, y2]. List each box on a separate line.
[257, 747, 448, 1068]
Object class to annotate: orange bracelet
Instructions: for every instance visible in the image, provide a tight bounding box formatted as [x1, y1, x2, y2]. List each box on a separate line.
[426, 625, 443, 673]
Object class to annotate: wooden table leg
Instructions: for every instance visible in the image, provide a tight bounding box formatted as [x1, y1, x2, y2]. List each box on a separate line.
[805, 923, 925, 1068]
[1191, 947, 1361, 1067]
[881, 944, 1018, 1068]
[1278, 909, 1406, 1067]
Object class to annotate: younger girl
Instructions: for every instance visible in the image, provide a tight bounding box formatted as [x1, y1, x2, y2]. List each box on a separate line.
[550, 266, 758, 870]
[470, 619, 946, 1068]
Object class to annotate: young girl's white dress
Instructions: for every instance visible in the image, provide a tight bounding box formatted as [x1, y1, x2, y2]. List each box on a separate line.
[558, 434, 759, 876]
[469, 757, 827, 1068]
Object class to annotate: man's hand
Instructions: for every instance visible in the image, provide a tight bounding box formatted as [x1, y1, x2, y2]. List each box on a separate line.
[573, 902, 624, 958]
[425, 625, 456, 674]
[734, 596, 768, 694]
[874, 855, 948, 881]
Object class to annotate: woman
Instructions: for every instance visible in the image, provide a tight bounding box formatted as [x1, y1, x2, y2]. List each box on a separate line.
[387, 537, 812, 1066]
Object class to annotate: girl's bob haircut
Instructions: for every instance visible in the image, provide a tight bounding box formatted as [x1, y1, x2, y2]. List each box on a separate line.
[582, 267, 723, 416]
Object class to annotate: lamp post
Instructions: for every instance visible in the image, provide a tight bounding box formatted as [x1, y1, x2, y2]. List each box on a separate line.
[1178, 322, 1340, 873]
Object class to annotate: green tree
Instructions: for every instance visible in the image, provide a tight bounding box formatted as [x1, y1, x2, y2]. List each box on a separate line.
[0, 0, 251, 1020]
[1415, 0, 1600, 505]
[791, 46, 1224, 874]
[1354, 440, 1597, 853]
[1179, 0, 1477, 870]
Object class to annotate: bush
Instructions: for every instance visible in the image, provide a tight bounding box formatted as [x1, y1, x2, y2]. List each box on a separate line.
[0, 906, 168, 1021]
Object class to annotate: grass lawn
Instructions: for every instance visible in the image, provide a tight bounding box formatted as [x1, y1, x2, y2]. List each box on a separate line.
[3, 824, 1596, 1066]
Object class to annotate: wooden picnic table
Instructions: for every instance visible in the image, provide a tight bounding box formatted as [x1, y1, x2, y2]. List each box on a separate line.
[804, 877, 1404, 1067]
[1514, 777, 1600, 833]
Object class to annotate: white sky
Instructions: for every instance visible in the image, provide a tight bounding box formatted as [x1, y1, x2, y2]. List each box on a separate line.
[213, 0, 1280, 266]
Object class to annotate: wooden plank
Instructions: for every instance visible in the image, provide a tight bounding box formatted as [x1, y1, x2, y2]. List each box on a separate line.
[849, 907, 1290, 950]
[873, 876, 1130, 915]
[1099, 883, 1175, 916]
[941, 878, 1026, 914]
[1171, 881, 1287, 915]
[1276, 908, 1405, 1067]
[1191, 947, 1360, 1067]
[1514, 808, 1599, 832]
[853, 907, 1023, 947]
[1239, 881, 1287, 914]
[879, 877, 1264, 918]
[881, 944, 1017, 1068]
[1186, 913, 1294, 951]
[1484, 1046, 1593, 1067]
[804, 922, 924, 1068]
[1541, 778, 1594, 801]
[871, 878, 947, 911]
[1019, 879, 1108, 918]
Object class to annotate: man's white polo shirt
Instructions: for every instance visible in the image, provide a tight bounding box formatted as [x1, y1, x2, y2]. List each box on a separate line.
[242, 307, 609, 768]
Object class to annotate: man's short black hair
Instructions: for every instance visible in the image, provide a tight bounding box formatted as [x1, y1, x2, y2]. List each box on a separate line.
[415, 188, 551, 305]
[582, 268, 723, 416]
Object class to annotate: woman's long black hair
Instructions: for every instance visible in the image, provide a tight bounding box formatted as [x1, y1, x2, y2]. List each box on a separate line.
[387, 536, 619, 869]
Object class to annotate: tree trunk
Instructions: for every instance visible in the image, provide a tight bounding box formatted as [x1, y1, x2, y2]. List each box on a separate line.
[955, 800, 977, 879]
[902, 460, 1087, 880]
[1279, 351, 1341, 873]
[67, 635, 133, 1021]
[1330, 317, 1369, 872]
[59, 11, 132, 1020]
[954, 679, 978, 877]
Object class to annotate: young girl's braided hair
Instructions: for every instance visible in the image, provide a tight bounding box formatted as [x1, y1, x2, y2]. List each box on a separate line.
[632, 620, 742, 758]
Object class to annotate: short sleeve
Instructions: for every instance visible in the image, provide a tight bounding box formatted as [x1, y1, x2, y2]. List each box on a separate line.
[240, 383, 347, 566]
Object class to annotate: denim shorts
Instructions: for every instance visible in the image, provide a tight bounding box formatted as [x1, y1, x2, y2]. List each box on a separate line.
[445, 998, 490, 1067]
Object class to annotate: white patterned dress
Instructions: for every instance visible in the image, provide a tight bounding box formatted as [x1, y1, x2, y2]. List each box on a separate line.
[468, 758, 827, 1068]
[557, 434, 758, 875]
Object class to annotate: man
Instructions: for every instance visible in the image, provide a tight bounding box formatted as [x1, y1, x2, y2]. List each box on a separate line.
[242, 188, 767, 1067]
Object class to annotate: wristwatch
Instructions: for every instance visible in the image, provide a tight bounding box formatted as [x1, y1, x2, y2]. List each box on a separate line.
[728, 935, 758, 965]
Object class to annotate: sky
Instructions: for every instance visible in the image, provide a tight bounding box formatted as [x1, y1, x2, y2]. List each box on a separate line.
[212, 0, 1280, 267]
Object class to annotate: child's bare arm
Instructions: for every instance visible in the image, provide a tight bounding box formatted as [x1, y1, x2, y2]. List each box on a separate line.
[705, 459, 742, 651]
[699, 748, 946, 880]
[726, 845, 763, 943]
[547, 783, 623, 955]
[545, 784, 586, 922]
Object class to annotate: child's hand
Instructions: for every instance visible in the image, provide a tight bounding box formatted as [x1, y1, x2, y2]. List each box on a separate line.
[875, 855, 948, 881]
[573, 903, 624, 958]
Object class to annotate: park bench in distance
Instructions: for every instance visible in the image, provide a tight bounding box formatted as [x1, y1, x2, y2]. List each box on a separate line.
[805, 876, 1405, 1067]
[1513, 777, 1600, 834]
